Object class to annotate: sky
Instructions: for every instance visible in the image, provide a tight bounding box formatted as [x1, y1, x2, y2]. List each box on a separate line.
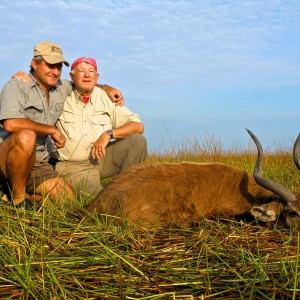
[0, 0, 299, 153]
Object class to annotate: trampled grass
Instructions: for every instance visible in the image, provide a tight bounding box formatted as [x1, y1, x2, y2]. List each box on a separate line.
[0, 140, 299, 299]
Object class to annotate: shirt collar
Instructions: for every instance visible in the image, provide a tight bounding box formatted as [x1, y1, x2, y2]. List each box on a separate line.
[74, 89, 94, 104]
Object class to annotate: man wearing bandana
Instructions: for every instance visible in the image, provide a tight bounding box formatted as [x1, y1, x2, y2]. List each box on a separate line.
[52, 57, 147, 196]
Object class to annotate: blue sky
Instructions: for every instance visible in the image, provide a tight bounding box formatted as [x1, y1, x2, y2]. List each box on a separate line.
[0, 0, 299, 152]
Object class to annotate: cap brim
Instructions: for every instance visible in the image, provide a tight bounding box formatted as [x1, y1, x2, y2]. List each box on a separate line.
[42, 55, 70, 67]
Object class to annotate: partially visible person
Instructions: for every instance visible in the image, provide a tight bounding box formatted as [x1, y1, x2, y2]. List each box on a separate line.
[0, 42, 122, 208]
[52, 57, 147, 196]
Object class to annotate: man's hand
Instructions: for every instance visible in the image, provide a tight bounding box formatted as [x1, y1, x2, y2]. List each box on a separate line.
[107, 89, 124, 106]
[11, 71, 30, 83]
[51, 128, 66, 148]
[101, 85, 124, 106]
[91, 132, 111, 159]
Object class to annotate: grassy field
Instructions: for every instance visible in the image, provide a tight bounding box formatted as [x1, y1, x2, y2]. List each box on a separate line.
[0, 140, 299, 299]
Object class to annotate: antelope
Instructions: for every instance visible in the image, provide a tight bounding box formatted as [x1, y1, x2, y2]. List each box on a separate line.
[85, 129, 300, 229]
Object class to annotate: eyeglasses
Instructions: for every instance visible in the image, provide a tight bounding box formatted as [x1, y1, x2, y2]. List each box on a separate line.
[75, 69, 97, 75]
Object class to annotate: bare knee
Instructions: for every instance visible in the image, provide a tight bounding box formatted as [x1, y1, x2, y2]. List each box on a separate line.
[35, 177, 75, 203]
[0, 129, 37, 175]
[14, 129, 37, 151]
[48, 177, 74, 199]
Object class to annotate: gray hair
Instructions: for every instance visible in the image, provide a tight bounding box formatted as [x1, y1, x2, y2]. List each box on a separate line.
[30, 55, 43, 73]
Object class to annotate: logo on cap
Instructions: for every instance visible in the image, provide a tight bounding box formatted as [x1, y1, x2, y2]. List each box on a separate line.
[51, 46, 63, 54]
[34, 41, 69, 67]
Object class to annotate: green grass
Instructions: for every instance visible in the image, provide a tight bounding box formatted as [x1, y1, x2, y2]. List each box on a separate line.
[0, 140, 299, 299]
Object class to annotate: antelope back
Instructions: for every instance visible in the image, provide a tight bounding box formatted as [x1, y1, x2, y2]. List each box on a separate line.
[86, 162, 278, 227]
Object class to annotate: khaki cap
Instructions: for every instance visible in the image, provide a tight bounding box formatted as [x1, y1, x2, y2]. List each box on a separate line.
[34, 41, 69, 66]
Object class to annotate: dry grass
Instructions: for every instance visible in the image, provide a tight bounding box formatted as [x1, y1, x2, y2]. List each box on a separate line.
[0, 140, 299, 299]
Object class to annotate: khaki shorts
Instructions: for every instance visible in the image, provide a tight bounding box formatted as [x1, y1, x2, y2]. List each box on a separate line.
[26, 162, 60, 193]
[0, 162, 59, 196]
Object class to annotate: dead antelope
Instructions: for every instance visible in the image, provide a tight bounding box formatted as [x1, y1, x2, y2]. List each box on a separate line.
[85, 129, 300, 229]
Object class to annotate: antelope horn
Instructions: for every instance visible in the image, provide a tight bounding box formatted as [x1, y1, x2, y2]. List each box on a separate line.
[293, 133, 300, 170]
[246, 128, 297, 202]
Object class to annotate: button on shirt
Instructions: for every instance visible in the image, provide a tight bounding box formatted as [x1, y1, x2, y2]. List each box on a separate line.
[55, 87, 142, 161]
[0, 73, 72, 162]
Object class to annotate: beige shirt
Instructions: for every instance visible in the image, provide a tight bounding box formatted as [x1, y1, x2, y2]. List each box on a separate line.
[55, 87, 142, 161]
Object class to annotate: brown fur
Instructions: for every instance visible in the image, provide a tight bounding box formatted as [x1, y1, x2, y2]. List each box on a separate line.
[85, 162, 289, 227]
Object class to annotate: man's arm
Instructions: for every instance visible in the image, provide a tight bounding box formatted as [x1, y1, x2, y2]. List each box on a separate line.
[3, 119, 66, 148]
[96, 84, 124, 106]
[10, 71, 31, 83]
[109, 121, 144, 139]
[11, 72, 125, 106]
[91, 121, 144, 160]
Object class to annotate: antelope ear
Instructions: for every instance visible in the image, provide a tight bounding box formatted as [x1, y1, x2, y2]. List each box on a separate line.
[250, 206, 277, 222]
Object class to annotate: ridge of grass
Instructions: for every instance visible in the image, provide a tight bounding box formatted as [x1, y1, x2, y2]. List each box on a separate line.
[0, 140, 299, 299]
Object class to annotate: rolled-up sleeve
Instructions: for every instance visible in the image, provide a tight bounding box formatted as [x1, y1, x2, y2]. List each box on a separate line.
[113, 106, 142, 128]
[0, 79, 27, 121]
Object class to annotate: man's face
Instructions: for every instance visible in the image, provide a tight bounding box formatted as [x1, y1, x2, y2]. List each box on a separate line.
[32, 59, 62, 91]
[70, 62, 99, 95]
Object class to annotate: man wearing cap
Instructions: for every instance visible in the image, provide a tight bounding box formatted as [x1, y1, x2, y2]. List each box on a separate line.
[0, 41, 122, 208]
[51, 56, 147, 196]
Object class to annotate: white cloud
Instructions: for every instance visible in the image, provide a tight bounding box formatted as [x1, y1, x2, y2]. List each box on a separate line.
[1, 0, 300, 88]
[1, 0, 300, 149]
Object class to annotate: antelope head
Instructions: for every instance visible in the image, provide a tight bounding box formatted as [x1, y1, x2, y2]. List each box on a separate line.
[247, 129, 300, 230]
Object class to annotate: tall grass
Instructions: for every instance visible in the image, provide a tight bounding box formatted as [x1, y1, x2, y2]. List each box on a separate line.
[0, 138, 299, 299]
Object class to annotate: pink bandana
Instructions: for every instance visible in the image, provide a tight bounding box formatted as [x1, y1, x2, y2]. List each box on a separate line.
[71, 57, 97, 71]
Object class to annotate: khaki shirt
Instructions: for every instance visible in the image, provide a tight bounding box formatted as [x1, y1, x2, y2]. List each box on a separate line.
[0, 74, 72, 162]
[55, 87, 142, 161]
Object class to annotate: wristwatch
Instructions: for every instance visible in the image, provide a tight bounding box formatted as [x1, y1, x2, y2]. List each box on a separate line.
[106, 129, 114, 139]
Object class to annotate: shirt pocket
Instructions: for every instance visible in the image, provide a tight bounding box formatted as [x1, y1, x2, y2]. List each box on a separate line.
[59, 111, 81, 140]
[90, 111, 112, 131]
[24, 103, 44, 120]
